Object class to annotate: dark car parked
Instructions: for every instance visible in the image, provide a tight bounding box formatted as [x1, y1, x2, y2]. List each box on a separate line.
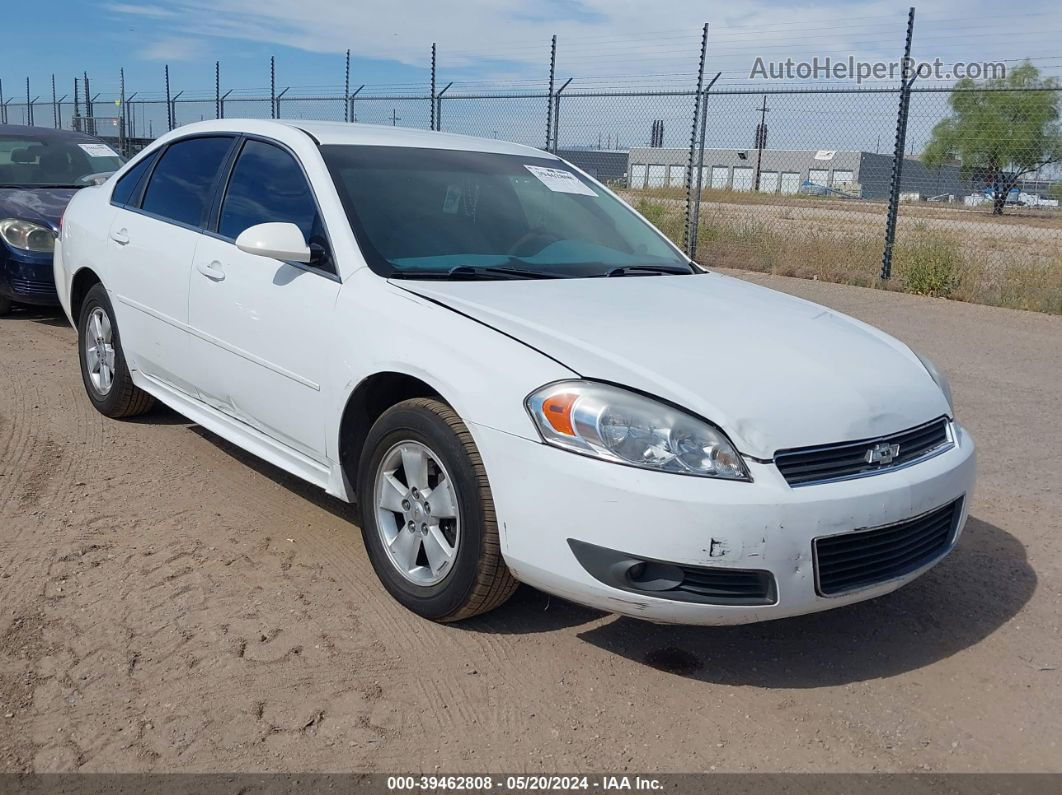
[0, 125, 123, 315]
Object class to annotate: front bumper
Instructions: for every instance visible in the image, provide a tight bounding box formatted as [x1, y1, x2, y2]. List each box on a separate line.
[0, 246, 59, 306]
[473, 421, 975, 625]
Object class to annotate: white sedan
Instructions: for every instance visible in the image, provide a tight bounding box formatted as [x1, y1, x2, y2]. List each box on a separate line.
[55, 119, 975, 624]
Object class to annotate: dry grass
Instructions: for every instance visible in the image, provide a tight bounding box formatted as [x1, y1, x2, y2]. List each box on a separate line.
[635, 197, 1062, 315]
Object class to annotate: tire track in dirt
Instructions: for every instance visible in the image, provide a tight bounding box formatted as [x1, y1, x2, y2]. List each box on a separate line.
[4, 292, 1061, 773]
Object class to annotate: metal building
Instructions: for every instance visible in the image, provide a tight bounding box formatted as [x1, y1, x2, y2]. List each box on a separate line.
[625, 147, 972, 201]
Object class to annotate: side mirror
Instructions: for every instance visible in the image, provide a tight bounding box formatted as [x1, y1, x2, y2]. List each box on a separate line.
[235, 222, 312, 263]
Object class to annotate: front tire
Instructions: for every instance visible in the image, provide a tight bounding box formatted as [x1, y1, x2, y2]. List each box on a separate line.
[77, 284, 155, 418]
[357, 398, 517, 622]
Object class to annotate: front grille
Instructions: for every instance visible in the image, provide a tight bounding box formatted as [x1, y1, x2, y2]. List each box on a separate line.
[9, 276, 58, 298]
[775, 417, 951, 486]
[675, 564, 776, 605]
[814, 498, 962, 596]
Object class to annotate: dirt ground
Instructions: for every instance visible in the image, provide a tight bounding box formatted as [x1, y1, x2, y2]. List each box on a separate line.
[1, 272, 1059, 774]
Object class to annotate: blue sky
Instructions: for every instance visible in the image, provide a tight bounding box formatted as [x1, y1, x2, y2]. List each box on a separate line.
[4, 0, 1059, 103]
[3, 1, 1060, 150]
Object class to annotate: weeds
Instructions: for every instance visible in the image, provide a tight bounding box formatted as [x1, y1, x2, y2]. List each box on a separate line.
[635, 197, 1062, 315]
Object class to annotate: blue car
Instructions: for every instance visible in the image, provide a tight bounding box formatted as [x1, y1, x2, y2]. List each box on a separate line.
[0, 125, 123, 315]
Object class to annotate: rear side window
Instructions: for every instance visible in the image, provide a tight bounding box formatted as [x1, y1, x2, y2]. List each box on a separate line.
[110, 150, 157, 206]
[141, 136, 234, 227]
[218, 140, 320, 242]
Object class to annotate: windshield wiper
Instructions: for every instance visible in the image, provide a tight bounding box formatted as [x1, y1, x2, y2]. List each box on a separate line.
[448, 264, 562, 280]
[391, 263, 563, 280]
[604, 264, 694, 277]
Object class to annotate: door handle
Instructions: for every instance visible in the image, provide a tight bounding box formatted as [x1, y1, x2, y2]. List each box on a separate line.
[110, 228, 130, 246]
[196, 260, 226, 282]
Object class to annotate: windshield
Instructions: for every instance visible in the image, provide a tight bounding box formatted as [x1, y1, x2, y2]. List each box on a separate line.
[0, 135, 123, 188]
[322, 145, 693, 279]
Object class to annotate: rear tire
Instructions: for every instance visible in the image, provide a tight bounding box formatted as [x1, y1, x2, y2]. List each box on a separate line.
[357, 398, 517, 622]
[0, 296, 11, 316]
[77, 283, 155, 418]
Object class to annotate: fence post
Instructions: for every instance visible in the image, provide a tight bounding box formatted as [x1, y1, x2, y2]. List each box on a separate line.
[126, 93, 136, 138]
[170, 91, 183, 128]
[164, 65, 172, 131]
[119, 67, 126, 155]
[350, 84, 364, 123]
[343, 49, 351, 122]
[683, 22, 709, 255]
[436, 82, 452, 131]
[545, 34, 557, 150]
[26, 78, 33, 126]
[220, 89, 232, 120]
[552, 77, 572, 153]
[0, 79, 4, 125]
[57, 93, 67, 130]
[689, 71, 720, 261]
[276, 86, 289, 119]
[430, 43, 437, 130]
[881, 7, 916, 281]
[72, 78, 79, 131]
[84, 72, 93, 134]
[52, 75, 57, 128]
[215, 61, 221, 119]
[270, 56, 276, 119]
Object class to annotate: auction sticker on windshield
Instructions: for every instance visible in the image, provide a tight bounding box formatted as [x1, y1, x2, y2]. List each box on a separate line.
[524, 165, 597, 196]
[78, 143, 119, 158]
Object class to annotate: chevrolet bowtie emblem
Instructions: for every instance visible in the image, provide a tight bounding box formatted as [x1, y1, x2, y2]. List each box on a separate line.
[865, 442, 901, 465]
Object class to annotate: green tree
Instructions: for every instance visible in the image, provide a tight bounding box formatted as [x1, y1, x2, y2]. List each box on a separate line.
[923, 63, 1062, 214]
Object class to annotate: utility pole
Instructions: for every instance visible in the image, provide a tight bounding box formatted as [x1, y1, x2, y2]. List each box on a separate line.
[390, 108, 400, 126]
[753, 95, 770, 191]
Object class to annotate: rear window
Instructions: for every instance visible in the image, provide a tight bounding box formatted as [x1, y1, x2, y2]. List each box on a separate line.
[140, 137, 234, 227]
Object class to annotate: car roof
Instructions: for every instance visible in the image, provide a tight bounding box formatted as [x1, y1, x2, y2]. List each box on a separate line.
[0, 124, 108, 143]
[152, 118, 559, 159]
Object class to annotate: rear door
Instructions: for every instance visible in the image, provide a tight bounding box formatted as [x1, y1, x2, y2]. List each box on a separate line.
[107, 135, 236, 394]
[187, 137, 339, 460]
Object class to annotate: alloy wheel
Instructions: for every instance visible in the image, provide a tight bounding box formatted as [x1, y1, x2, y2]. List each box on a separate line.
[84, 307, 116, 396]
[374, 441, 461, 586]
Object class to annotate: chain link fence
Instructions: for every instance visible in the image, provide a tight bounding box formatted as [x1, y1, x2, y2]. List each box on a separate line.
[2, 17, 1060, 313]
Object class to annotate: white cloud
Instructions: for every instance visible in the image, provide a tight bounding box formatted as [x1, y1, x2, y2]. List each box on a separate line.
[136, 36, 210, 62]
[109, 0, 1062, 84]
[105, 3, 177, 17]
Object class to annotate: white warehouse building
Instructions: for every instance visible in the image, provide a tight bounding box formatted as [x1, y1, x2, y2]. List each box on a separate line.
[626, 147, 971, 200]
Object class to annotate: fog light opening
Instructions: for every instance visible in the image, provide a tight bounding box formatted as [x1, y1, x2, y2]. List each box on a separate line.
[625, 560, 683, 592]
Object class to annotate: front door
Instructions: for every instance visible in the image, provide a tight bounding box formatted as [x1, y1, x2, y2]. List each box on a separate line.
[187, 138, 339, 460]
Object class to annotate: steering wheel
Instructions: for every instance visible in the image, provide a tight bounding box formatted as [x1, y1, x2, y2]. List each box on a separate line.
[507, 227, 558, 257]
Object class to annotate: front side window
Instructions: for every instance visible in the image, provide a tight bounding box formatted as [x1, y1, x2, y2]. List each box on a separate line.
[140, 136, 234, 227]
[322, 145, 691, 279]
[0, 135, 123, 188]
[218, 140, 320, 243]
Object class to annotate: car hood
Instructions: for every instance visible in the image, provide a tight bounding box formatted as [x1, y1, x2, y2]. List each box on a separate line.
[396, 271, 951, 459]
[0, 187, 78, 232]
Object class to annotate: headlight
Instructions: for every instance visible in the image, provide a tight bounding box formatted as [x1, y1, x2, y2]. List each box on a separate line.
[915, 352, 954, 414]
[0, 219, 55, 253]
[526, 381, 750, 480]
